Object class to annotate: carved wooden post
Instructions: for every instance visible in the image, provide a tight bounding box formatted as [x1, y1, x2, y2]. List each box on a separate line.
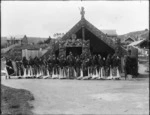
[115, 38, 122, 57]
[80, 7, 85, 19]
[82, 26, 85, 40]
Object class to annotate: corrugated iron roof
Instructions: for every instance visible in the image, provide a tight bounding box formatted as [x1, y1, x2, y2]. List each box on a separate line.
[128, 39, 145, 46]
[125, 37, 135, 42]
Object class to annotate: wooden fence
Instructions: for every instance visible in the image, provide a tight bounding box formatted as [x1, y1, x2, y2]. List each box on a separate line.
[22, 49, 48, 60]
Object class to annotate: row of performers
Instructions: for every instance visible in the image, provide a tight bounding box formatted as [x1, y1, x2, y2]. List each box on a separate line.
[5, 53, 121, 79]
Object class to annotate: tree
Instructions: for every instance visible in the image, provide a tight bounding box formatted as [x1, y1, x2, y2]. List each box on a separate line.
[1, 44, 5, 49]
[37, 41, 43, 44]
[53, 33, 65, 39]
[44, 36, 51, 44]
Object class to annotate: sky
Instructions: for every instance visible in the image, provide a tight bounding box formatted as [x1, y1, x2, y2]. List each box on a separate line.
[1, 1, 149, 38]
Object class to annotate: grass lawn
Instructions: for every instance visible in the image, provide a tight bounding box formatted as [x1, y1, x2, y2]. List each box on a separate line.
[1, 84, 34, 115]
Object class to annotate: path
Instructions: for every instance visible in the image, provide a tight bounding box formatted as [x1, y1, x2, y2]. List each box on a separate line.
[1, 63, 149, 114]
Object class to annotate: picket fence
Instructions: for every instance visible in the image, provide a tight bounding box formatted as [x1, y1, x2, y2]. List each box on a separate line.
[22, 49, 48, 60]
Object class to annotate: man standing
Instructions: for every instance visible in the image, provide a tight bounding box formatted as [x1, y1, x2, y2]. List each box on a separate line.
[124, 50, 136, 79]
[124, 50, 132, 80]
[105, 54, 111, 77]
[47, 55, 53, 77]
[67, 52, 74, 79]
[75, 56, 81, 78]
[6, 58, 15, 79]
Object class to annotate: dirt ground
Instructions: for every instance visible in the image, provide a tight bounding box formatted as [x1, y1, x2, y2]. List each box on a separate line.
[1, 63, 149, 114]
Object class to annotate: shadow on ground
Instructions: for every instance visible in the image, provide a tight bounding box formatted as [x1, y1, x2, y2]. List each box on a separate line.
[137, 73, 149, 78]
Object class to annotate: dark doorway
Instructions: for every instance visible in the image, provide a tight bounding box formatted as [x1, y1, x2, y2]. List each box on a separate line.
[55, 49, 59, 57]
[75, 28, 115, 58]
[66, 47, 82, 56]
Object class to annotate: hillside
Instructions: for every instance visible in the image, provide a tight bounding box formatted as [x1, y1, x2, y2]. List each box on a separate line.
[1, 37, 8, 47]
[119, 29, 149, 42]
[2, 44, 49, 60]
[1, 36, 49, 46]
[28, 37, 48, 44]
